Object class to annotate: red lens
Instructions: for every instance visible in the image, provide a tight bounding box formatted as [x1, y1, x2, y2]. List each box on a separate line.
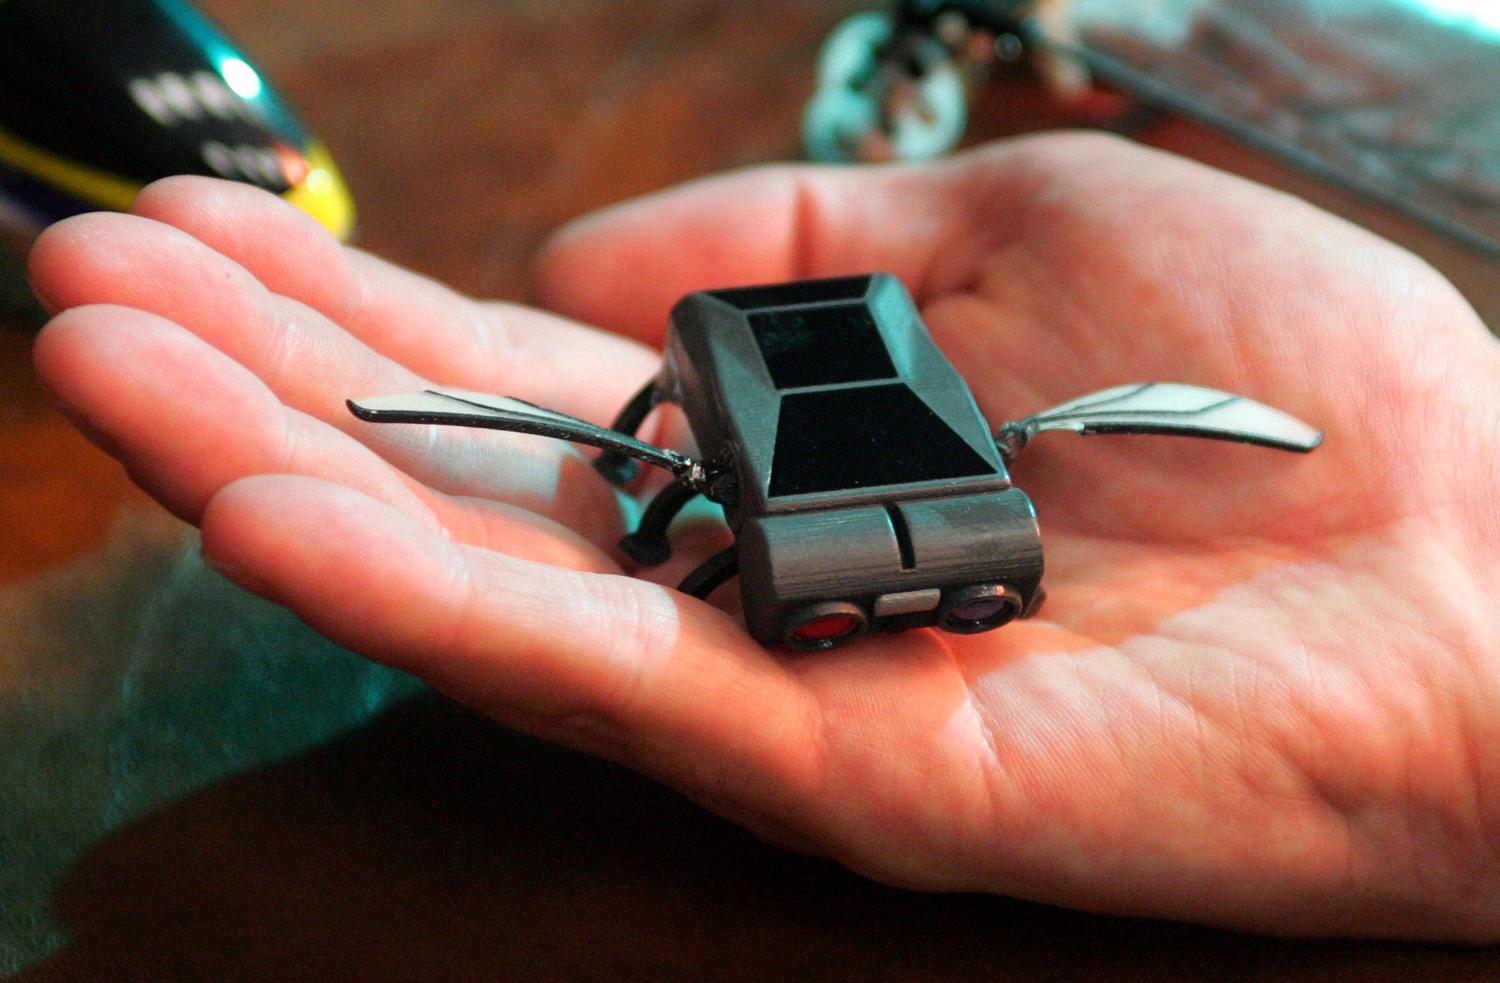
[791, 613, 861, 642]
[783, 603, 867, 651]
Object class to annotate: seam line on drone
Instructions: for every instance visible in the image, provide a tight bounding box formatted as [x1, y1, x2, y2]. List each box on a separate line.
[884, 503, 916, 571]
[1048, 382, 1155, 414]
[427, 389, 546, 415]
[1045, 395, 1243, 422]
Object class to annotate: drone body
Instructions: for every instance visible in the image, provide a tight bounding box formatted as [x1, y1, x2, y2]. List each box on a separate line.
[350, 274, 1321, 652]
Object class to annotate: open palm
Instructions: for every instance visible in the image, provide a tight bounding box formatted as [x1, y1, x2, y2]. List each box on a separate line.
[32, 134, 1500, 939]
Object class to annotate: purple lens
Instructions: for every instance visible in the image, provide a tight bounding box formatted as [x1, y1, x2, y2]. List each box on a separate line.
[938, 585, 1022, 635]
[948, 597, 1008, 623]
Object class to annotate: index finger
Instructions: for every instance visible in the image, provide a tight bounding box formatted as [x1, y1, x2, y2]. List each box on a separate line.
[534, 134, 1196, 344]
[531, 153, 996, 345]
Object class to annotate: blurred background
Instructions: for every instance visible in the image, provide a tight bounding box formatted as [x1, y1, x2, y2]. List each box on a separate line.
[2, 0, 1498, 978]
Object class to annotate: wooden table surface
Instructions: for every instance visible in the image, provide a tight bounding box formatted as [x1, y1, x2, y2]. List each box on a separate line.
[3, 2, 1497, 979]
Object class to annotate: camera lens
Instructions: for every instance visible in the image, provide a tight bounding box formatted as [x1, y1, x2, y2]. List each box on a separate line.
[938, 585, 1021, 634]
[783, 602, 868, 651]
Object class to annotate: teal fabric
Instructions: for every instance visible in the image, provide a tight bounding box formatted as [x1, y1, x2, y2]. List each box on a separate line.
[0, 527, 421, 973]
[0, 246, 45, 324]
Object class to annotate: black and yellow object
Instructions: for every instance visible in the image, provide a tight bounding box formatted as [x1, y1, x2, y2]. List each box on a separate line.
[0, 0, 354, 239]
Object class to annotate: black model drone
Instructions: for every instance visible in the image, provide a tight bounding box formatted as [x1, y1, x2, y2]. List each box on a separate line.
[350, 274, 1320, 652]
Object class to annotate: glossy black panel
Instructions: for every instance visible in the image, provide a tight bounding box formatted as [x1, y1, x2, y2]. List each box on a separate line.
[750, 303, 896, 389]
[708, 275, 870, 311]
[769, 384, 994, 497]
[0, 0, 306, 186]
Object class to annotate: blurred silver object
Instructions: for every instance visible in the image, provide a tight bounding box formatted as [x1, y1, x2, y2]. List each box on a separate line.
[805, 0, 1500, 257]
[803, 11, 970, 163]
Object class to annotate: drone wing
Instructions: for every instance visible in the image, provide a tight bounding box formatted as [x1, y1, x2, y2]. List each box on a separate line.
[349, 388, 710, 488]
[1000, 383, 1323, 459]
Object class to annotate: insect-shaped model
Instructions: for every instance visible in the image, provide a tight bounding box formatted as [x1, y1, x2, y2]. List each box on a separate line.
[349, 274, 1321, 652]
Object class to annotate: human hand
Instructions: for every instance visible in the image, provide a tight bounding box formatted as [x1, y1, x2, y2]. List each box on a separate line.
[31, 133, 1500, 939]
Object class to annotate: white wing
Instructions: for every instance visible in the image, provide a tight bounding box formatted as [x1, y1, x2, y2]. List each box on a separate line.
[349, 388, 699, 479]
[1004, 383, 1322, 455]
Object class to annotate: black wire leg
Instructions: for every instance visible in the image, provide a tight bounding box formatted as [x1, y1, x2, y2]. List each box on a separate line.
[619, 482, 699, 567]
[594, 377, 662, 485]
[677, 546, 739, 600]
